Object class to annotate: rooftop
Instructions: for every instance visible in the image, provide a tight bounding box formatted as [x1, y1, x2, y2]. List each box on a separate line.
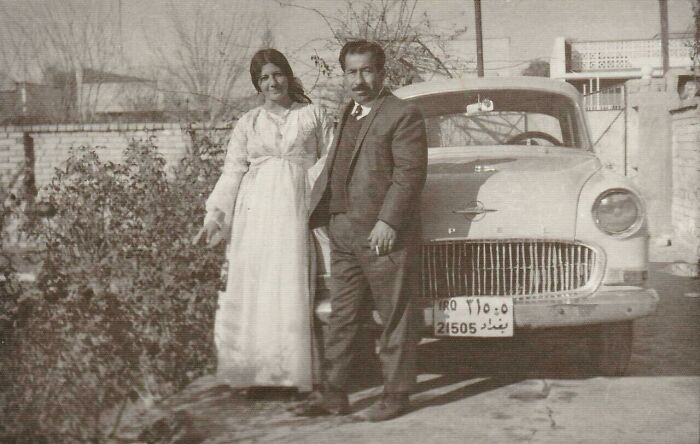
[394, 76, 581, 102]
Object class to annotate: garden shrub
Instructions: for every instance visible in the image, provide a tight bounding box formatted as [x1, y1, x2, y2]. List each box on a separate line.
[1, 132, 227, 442]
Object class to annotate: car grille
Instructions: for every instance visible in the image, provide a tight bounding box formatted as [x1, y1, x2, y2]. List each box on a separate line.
[421, 240, 600, 301]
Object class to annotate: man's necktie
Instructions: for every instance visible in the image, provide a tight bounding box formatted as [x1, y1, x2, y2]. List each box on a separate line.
[351, 105, 363, 119]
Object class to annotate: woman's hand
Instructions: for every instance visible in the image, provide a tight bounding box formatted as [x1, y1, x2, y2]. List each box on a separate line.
[192, 219, 225, 247]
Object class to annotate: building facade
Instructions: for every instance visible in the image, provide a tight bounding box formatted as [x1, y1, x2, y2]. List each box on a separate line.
[550, 35, 695, 110]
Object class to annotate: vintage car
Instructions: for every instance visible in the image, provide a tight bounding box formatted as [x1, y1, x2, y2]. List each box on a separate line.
[315, 76, 659, 376]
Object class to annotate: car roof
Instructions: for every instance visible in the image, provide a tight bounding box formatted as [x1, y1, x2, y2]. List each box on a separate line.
[394, 76, 582, 103]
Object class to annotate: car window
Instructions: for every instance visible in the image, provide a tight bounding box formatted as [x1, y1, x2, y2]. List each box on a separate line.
[409, 89, 588, 149]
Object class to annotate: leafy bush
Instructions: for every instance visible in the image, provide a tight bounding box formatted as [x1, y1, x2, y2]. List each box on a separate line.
[1, 132, 227, 442]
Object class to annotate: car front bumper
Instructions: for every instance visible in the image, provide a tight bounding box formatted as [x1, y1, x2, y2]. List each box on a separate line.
[314, 286, 659, 331]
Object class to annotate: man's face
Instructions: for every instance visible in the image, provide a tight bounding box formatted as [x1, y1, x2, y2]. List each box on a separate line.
[343, 52, 385, 106]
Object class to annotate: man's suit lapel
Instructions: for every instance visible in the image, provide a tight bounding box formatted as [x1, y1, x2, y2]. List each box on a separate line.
[324, 102, 354, 173]
[350, 93, 388, 163]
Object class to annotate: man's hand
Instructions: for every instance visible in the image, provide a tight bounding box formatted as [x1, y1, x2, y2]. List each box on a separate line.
[192, 219, 225, 247]
[367, 220, 397, 255]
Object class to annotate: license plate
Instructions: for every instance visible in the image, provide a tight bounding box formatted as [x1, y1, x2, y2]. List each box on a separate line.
[433, 296, 514, 337]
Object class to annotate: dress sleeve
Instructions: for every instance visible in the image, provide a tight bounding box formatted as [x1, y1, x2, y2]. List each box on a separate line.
[204, 116, 250, 227]
[307, 105, 334, 187]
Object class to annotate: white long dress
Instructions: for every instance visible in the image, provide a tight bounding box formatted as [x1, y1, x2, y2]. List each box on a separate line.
[205, 102, 333, 391]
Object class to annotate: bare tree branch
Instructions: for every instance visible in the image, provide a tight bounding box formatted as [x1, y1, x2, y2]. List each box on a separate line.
[277, 0, 465, 91]
[146, 0, 263, 122]
[0, 0, 124, 122]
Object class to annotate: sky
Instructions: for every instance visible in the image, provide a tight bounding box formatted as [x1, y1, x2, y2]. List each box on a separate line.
[121, 0, 695, 63]
[0, 0, 695, 93]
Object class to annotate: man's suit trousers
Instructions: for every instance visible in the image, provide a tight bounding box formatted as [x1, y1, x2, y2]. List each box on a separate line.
[324, 213, 423, 394]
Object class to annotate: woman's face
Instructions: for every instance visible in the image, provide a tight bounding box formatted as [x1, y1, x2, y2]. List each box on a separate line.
[258, 63, 290, 104]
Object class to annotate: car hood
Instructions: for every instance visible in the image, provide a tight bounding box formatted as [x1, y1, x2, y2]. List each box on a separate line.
[420, 146, 601, 242]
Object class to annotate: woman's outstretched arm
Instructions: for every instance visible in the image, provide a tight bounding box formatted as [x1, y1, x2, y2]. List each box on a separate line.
[194, 115, 250, 246]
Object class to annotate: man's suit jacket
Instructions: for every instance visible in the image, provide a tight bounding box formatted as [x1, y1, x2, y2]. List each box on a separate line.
[309, 91, 428, 236]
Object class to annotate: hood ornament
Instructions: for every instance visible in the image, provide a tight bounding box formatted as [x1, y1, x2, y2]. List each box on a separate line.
[453, 201, 497, 222]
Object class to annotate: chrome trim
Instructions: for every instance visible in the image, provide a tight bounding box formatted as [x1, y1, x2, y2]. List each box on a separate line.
[421, 239, 605, 303]
[453, 208, 496, 215]
[474, 164, 498, 173]
[453, 201, 497, 221]
[315, 287, 658, 328]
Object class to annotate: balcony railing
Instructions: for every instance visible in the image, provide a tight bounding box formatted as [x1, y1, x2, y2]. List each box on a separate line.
[570, 38, 691, 72]
[583, 85, 625, 111]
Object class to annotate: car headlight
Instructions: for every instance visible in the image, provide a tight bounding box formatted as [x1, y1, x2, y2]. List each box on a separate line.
[592, 189, 644, 237]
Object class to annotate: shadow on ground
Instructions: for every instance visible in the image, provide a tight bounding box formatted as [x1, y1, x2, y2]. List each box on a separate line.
[116, 262, 699, 442]
[116, 330, 600, 443]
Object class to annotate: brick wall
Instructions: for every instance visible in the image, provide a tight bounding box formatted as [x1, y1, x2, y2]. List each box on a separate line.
[0, 122, 232, 193]
[0, 130, 27, 193]
[669, 99, 700, 259]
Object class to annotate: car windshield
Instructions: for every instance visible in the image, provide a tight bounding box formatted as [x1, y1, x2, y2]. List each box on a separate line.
[408, 89, 588, 150]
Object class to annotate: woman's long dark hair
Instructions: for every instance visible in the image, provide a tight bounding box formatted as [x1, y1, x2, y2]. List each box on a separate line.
[250, 49, 311, 104]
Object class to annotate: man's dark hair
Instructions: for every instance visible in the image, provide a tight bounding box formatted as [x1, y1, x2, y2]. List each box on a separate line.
[339, 40, 386, 72]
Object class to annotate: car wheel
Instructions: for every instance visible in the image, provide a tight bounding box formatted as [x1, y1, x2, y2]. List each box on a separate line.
[587, 321, 634, 377]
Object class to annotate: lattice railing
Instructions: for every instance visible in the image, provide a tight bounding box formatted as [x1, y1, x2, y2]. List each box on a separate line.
[570, 38, 691, 71]
[583, 85, 625, 111]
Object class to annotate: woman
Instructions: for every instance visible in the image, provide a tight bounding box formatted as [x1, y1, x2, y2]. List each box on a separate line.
[195, 49, 333, 396]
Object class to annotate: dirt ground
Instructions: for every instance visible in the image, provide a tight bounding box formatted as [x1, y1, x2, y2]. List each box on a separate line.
[115, 259, 700, 443]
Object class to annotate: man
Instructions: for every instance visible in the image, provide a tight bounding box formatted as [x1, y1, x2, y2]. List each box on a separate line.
[299, 40, 428, 422]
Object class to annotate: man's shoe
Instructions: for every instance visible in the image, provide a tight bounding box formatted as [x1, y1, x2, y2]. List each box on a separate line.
[290, 390, 349, 417]
[286, 390, 324, 412]
[356, 393, 410, 422]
